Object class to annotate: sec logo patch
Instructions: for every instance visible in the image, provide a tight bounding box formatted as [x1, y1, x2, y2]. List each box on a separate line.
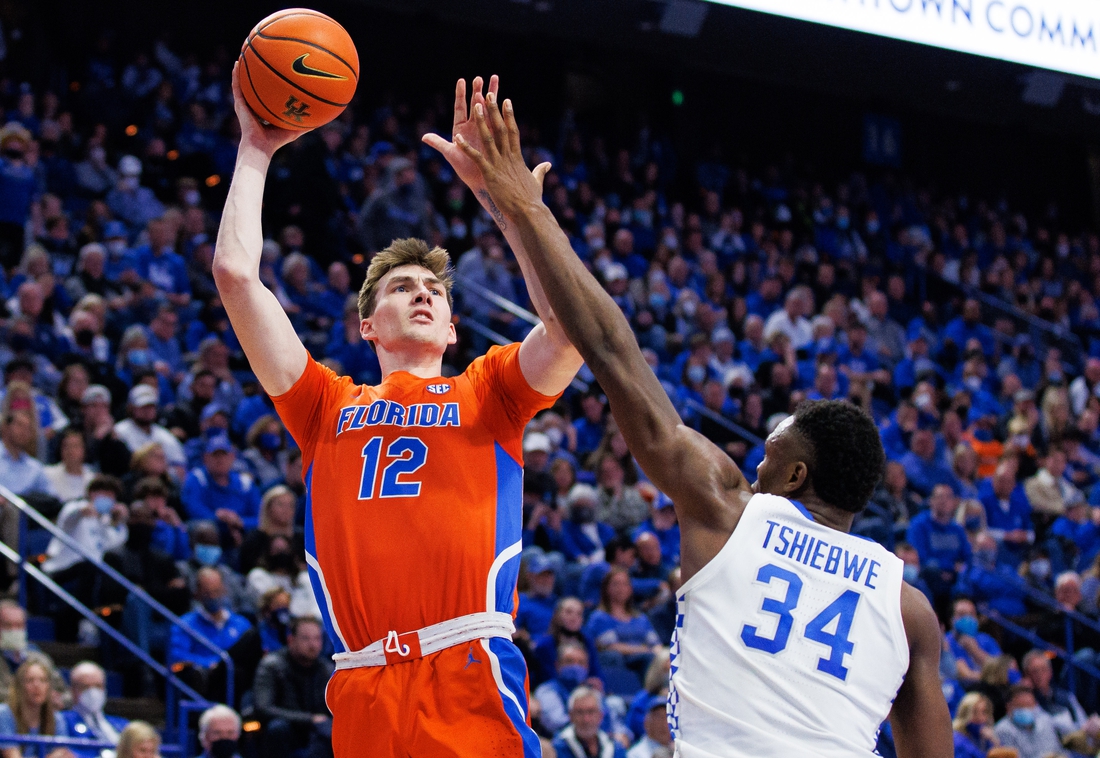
[426, 383, 452, 395]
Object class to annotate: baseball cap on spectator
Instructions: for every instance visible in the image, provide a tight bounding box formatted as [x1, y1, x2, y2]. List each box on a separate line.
[204, 435, 234, 455]
[646, 694, 668, 712]
[604, 263, 628, 283]
[527, 553, 555, 575]
[523, 432, 552, 455]
[103, 221, 128, 240]
[567, 483, 599, 508]
[118, 155, 142, 177]
[128, 385, 158, 408]
[200, 404, 229, 423]
[906, 321, 932, 343]
[82, 385, 111, 406]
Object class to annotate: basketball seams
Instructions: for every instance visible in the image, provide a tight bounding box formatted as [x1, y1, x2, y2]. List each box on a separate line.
[245, 39, 351, 107]
[256, 10, 337, 33]
[254, 33, 359, 82]
[239, 53, 304, 130]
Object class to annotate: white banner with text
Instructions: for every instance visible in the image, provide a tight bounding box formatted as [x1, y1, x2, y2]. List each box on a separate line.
[706, 0, 1100, 79]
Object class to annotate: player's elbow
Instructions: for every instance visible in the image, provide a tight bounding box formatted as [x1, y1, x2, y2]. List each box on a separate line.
[212, 257, 256, 292]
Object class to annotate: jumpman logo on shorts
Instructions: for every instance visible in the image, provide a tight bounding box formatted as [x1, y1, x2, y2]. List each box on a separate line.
[464, 646, 481, 669]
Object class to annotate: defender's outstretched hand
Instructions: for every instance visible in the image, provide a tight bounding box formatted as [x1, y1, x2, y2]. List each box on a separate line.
[231, 61, 303, 159]
[422, 76, 499, 194]
[426, 86, 550, 225]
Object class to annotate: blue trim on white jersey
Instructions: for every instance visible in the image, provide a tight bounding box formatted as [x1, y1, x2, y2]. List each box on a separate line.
[487, 637, 540, 758]
[492, 442, 524, 615]
[303, 463, 348, 654]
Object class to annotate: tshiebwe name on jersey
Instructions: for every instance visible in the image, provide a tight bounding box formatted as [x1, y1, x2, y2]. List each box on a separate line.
[335, 400, 461, 436]
[761, 520, 883, 590]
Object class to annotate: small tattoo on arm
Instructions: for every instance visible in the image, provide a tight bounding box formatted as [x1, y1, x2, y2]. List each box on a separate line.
[477, 190, 508, 231]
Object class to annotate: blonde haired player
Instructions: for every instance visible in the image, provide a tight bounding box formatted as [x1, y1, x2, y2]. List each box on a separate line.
[215, 63, 581, 756]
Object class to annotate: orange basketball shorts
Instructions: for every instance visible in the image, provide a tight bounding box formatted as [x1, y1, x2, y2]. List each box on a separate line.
[326, 638, 540, 757]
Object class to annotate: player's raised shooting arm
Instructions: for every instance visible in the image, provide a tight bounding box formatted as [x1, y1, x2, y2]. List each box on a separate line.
[451, 92, 751, 557]
[423, 77, 581, 396]
[213, 62, 308, 397]
[889, 584, 953, 758]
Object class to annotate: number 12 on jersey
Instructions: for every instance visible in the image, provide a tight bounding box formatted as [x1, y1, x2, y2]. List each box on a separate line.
[740, 563, 861, 681]
[358, 436, 428, 499]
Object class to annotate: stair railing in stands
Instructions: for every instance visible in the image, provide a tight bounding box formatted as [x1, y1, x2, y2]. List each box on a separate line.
[902, 260, 1084, 372]
[0, 531, 198, 757]
[0, 483, 234, 705]
[456, 274, 764, 447]
[982, 607, 1100, 696]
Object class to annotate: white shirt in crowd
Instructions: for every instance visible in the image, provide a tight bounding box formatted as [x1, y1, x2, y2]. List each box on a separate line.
[113, 418, 186, 468]
[42, 500, 128, 574]
[44, 463, 96, 504]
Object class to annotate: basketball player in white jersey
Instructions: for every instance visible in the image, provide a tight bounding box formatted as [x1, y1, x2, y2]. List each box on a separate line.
[425, 87, 953, 757]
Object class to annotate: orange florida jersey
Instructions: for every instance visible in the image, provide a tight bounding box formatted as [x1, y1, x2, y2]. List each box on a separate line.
[271, 342, 559, 654]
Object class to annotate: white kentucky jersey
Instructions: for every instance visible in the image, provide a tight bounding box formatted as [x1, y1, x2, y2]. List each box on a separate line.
[668, 493, 909, 758]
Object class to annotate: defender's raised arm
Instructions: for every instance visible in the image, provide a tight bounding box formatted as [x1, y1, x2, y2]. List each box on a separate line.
[438, 91, 751, 580]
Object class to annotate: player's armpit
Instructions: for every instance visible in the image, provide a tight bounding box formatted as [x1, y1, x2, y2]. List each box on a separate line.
[657, 424, 752, 582]
[889, 584, 953, 758]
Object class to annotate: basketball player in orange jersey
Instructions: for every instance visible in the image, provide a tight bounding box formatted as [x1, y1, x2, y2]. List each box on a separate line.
[214, 63, 582, 757]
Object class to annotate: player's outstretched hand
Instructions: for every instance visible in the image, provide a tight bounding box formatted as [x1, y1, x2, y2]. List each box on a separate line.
[431, 86, 550, 225]
[231, 60, 303, 159]
[422, 76, 498, 194]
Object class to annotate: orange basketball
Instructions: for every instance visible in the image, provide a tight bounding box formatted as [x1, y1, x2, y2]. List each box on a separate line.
[239, 8, 359, 131]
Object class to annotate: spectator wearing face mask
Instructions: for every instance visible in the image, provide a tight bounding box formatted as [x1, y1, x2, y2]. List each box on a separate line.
[560, 485, 615, 566]
[240, 416, 287, 491]
[178, 522, 249, 615]
[169, 568, 251, 699]
[105, 156, 164, 233]
[196, 705, 242, 758]
[534, 642, 598, 735]
[0, 602, 48, 697]
[994, 685, 1063, 758]
[893, 543, 934, 606]
[42, 475, 128, 639]
[947, 597, 1004, 686]
[60, 661, 128, 757]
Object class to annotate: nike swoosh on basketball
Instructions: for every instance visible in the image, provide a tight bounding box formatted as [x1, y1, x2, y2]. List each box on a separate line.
[291, 54, 347, 80]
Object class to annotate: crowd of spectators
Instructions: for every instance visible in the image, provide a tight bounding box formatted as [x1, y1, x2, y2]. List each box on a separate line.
[4, 24, 1100, 758]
